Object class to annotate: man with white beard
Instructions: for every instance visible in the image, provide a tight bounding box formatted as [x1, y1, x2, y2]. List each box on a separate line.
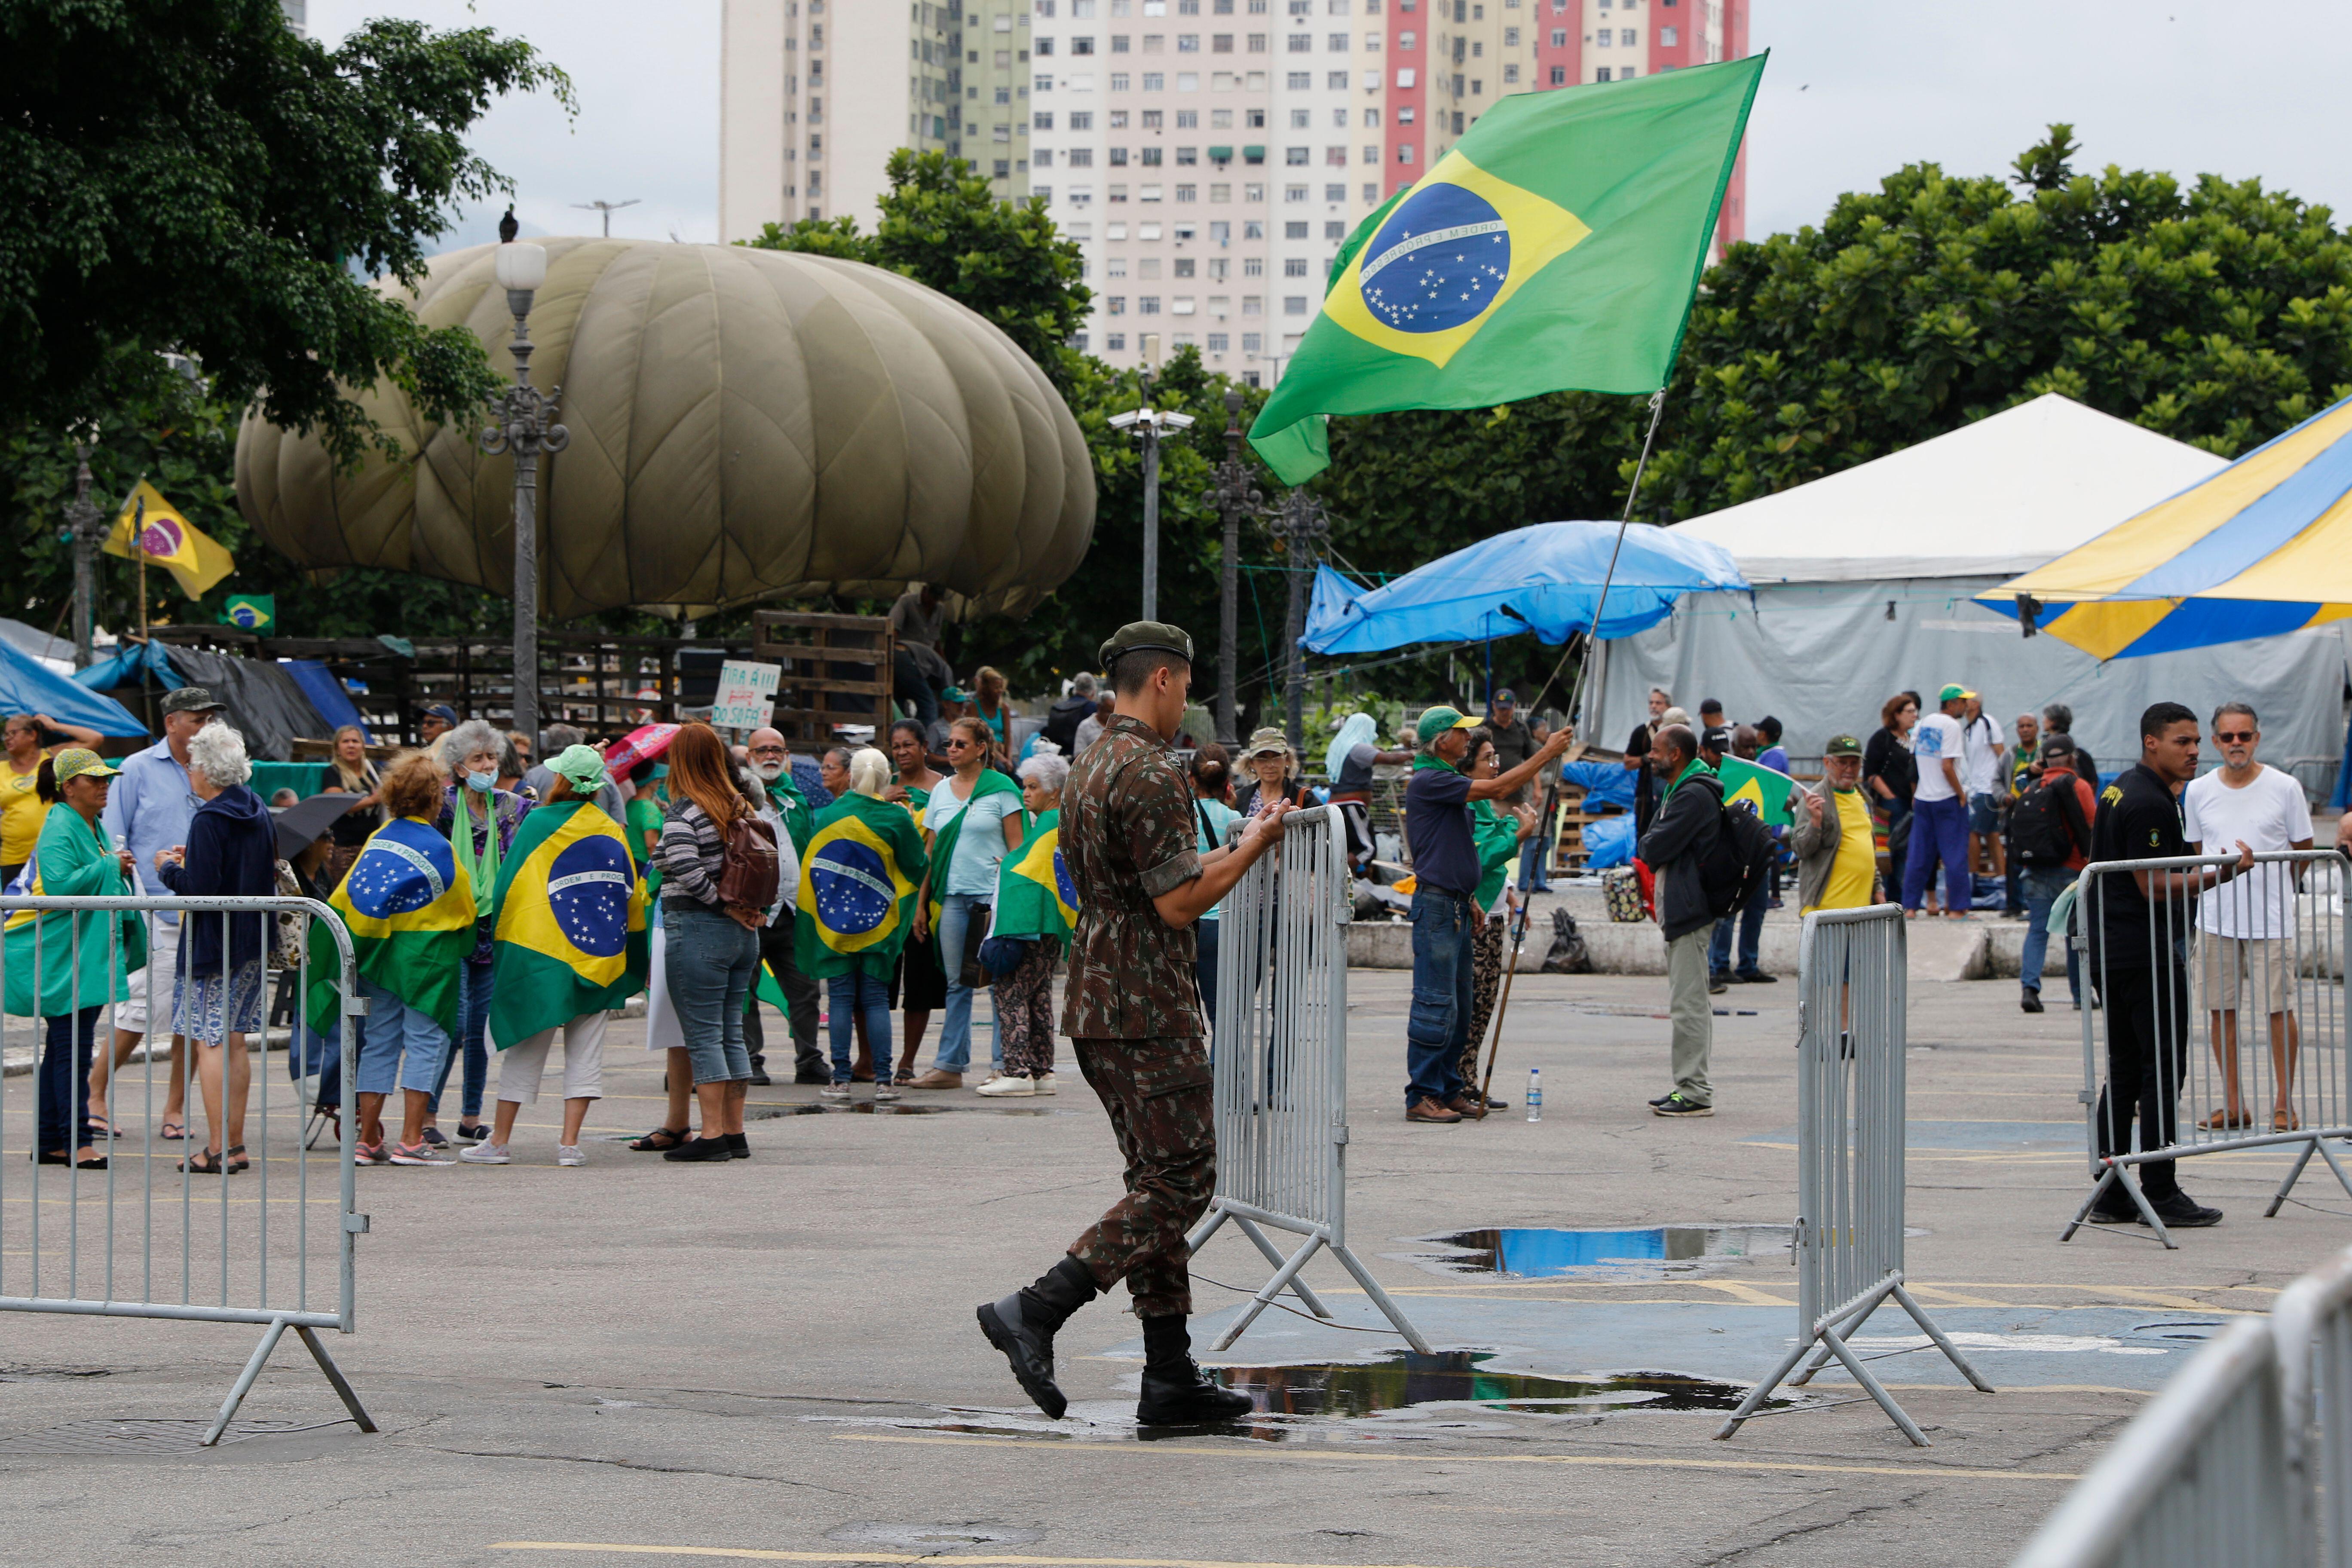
[739, 726, 824, 1085]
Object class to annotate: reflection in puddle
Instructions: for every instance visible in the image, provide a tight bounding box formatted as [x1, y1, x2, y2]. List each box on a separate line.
[1405, 1225, 1793, 1280]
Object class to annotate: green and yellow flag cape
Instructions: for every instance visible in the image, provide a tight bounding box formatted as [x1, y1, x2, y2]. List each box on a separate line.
[922, 768, 1023, 940]
[1716, 755, 1798, 827]
[992, 806, 1076, 943]
[1470, 798, 1522, 911]
[796, 793, 929, 980]
[1249, 55, 1766, 483]
[487, 799, 649, 1050]
[307, 815, 477, 1038]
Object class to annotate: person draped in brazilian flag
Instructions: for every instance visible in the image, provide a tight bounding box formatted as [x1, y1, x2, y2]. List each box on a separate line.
[456, 746, 648, 1168]
[796, 747, 929, 1104]
[308, 750, 478, 1166]
[885, 719, 949, 1085]
[976, 752, 1080, 1097]
[907, 717, 1026, 1090]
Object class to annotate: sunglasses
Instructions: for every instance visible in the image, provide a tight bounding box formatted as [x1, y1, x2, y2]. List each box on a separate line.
[748, 745, 787, 756]
[2214, 730, 2256, 744]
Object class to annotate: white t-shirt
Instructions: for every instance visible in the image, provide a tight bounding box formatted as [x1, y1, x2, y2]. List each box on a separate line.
[1911, 713, 1965, 802]
[1961, 714, 2006, 798]
[2182, 764, 2314, 938]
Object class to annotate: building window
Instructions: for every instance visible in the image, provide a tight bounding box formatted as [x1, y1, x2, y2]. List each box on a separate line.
[1619, 27, 1635, 44]
[1323, 181, 1344, 200]
[1112, 70, 1131, 86]
[1243, 332, 1262, 351]
[1548, 26, 1564, 43]
[1141, 182, 1165, 199]
[1395, 66, 1415, 85]
[1324, 219, 1344, 238]
[1396, 142, 1413, 162]
[1071, 332, 1089, 350]
[1286, 145, 1308, 164]
[1325, 145, 1346, 165]
[1036, 35, 1056, 53]
[1287, 31, 1308, 48]
[1548, 64, 1564, 83]
[1035, 147, 1054, 166]
[1176, 144, 1198, 162]
[1594, 65, 1608, 80]
[1142, 145, 1163, 164]
[1214, 31, 1234, 47]
[1108, 296, 1127, 313]
[1502, 24, 1516, 43]
[1112, 31, 1131, 48]
[1073, 33, 1095, 49]
[1618, 63, 1633, 77]
[1660, 22, 1675, 43]
[1069, 146, 1094, 164]
[1070, 184, 1094, 202]
[1398, 28, 1415, 46]
[1110, 182, 1129, 199]
[1327, 30, 1347, 47]
[1285, 183, 1307, 200]
[994, 158, 1012, 176]
[996, 85, 1014, 101]
[1243, 220, 1265, 239]
[1178, 30, 1199, 46]
[1502, 61, 1516, 80]
[1107, 257, 1128, 276]
[1361, 143, 1378, 162]
[1140, 296, 1161, 313]
[1283, 257, 1308, 276]
[1207, 332, 1229, 351]
[1243, 294, 1263, 313]
[1362, 181, 1376, 200]
[1072, 110, 1094, 127]
[1106, 332, 1125, 349]
[1176, 182, 1197, 199]
[1036, 110, 1056, 127]
[1173, 297, 1197, 315]
[1248, 31, 1266, 48]
[1142, 31, 1164, 47]
[1110, 146, 1129, 164]
[1284, 296, 1308, 314]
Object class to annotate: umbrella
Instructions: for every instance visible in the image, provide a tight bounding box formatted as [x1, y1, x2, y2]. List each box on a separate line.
[274, 793, 362, 861]
[603, 723, 680, 778]
[1302, 521, 1749, 655]
[1981, 394, 2352, 659]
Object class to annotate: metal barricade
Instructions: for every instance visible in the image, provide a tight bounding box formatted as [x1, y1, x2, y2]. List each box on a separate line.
[1717, 904, 1993, 1446]
[2060, 851, 2350, 1248]
[0, 893, 374, 1444]
[2276, 1247, 2352, 1568]
[1182, 804, 1431, 1354]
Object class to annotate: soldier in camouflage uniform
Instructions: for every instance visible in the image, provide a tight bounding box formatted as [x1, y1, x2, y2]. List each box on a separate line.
[978, 622, 1293, 1425]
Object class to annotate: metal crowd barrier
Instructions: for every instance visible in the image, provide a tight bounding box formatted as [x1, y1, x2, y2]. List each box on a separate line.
[1182, 804, 1432, 1354]
[2060, 851, 2350, 1248]
[2012, 1242, 2352, 1568]
[1717, 904, 1993, 1446]
[0, 893, 374, 1444]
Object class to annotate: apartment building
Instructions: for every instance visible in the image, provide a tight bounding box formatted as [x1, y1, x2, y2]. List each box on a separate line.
[720, 0, 1746, 381]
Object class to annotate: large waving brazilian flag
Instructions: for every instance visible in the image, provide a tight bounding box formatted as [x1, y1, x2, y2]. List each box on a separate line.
[488, 799, 648, 1050]
[796, 793, 930, 980]
[308, 815, 477, 1038]
[992, 806, 1076, 943]
[1249, 55, 1765, 483]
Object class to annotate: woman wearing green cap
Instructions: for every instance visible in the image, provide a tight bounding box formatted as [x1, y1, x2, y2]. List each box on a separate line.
[5, 749, 141, 1167]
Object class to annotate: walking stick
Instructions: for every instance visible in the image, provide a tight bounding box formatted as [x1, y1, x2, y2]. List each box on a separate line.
[1475, 901, 1532, 1119]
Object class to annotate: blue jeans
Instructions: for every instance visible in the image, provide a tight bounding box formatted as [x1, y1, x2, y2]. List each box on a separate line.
[356, 980, 451, 1096]
[2021, 866, 2081, 1001]
[38, 1007, 101, 1155]
[1709, 874, 1768, 977]
[1194, 916, 1221, 1038]
[828, 971, 893, 1082]
[1518, 833, 1551, 892]
[1900, 794, 1971, 911]
[666, 901, 760, 1083]
[931, 892, 997, 1073]
[428, 959, 494, 1120]
[1405, 887, 1476, 1108]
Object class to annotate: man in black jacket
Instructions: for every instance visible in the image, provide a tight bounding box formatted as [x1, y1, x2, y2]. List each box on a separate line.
[1638, 724, 1721, 1118]
[1041, 673, 1099, 756]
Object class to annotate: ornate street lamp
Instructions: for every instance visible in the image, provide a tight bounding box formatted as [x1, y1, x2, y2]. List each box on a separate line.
[1108, 336, 1194, 621]
[1209, 388, 1267, 745]
[480, 240, 569, 743]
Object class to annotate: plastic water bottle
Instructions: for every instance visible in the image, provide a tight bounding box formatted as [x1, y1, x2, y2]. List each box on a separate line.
[1526, 1067, 1542, 1123]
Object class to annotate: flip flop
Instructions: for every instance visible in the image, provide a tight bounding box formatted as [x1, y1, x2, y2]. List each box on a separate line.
[628, 1126, 690, 1152]
[159, 1120, 187, 1142]
[86, 1114, 123, 1141]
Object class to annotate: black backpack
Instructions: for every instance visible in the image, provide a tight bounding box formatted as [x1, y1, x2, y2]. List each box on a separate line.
[1698, 797, 1775, 919]
[2007, 775, 2086, 867]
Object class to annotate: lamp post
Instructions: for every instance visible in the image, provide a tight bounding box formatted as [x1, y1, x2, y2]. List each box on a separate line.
[1109, 337, 1193, 621]
[64, 438, 107, 669]
[1271, 487, 1329, 753]
[1209, 388, 1265, 744]
[480, 240, 569, 743]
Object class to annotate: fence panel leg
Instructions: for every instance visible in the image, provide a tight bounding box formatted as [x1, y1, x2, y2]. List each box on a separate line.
[202, 1316, 292, 1446]
[1890, 1279, 1994, 1392]
[295, 1325, 378, 1433]
[1814, 1324, 1933, 1448]
[1232, 1215, 1333, 1319]
[1207, 1232, 1327, 1352]
[1326, 1239, 1435, 1356]
[1715, 1333, 1818, 1441]
[2263, 1138, 2323, 1218]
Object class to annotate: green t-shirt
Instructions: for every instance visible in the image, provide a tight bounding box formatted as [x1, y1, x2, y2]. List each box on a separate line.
[626, 795, 665, 897]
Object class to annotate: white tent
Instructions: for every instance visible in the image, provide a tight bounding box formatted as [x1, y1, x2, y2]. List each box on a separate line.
[1592, 395, 2352, 782]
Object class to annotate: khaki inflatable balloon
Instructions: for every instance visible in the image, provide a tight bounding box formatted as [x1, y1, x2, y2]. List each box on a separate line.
[236, 239, 1097, 618]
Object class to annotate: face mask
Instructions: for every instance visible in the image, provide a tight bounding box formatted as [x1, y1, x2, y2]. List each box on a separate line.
[466, 770, 496, 793]
[752, 760, 785, 781]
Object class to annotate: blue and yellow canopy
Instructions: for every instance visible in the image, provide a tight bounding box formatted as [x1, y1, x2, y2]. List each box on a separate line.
[1982, 396, 2352, 659]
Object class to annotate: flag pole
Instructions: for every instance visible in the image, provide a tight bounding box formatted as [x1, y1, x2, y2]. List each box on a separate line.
[1530, 388, 1668, 738]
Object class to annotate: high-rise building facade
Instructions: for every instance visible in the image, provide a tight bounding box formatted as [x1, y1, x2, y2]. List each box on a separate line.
[720, 0, 1745, 381]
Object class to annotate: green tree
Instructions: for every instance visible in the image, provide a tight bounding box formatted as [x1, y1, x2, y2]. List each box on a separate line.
[747, 150, 1091, 390]
[1, 0, 572, 456]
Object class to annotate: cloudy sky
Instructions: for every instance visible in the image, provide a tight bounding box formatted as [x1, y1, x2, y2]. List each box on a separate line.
[311, 0, 2352, 249]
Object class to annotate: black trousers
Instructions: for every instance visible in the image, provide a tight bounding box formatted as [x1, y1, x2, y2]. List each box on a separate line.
[741, 910, 823, 1075]
[2096, 962, 2190, 1199]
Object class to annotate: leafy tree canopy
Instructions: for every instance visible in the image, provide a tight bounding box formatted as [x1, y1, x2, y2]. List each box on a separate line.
[0, 0, 571, 457]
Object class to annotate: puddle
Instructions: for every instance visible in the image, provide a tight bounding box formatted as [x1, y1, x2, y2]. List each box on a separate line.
[2133, 1321, 2227, 1341]
[747, 1102, 1055, 1118]
[1401, 1225, 1793, 1281]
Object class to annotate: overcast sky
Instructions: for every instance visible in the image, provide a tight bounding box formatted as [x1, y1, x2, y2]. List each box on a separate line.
[311, 0, 2352, 250]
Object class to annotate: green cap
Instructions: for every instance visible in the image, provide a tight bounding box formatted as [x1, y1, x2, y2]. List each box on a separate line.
[1097, 620, 1195, 668]
[1823, 734, 1863, 759]
[940, 686, 971, 704]
[551, 743, 607, 793]
[1415, 706, 1479, 744]
[1938, 683, 1974, 704]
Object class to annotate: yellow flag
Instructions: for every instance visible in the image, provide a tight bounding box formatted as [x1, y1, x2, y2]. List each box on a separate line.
[103, 481, 234, 600]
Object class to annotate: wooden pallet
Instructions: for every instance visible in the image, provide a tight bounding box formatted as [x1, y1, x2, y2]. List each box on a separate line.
[750, 610, 896, 746]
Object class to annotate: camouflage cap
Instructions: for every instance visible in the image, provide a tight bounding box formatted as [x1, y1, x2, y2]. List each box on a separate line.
[1098, 620, 1194, 668]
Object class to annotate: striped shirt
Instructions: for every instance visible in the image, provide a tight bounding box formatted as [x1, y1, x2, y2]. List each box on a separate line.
[654, 798, 731, 908]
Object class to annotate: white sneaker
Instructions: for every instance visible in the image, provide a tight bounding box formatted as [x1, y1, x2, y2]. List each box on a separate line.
[456, 1142, 508, 1165]
[819, 1082, 851, 1102]
[976, 1075, 1036, 1097]
[556, 1145, 585, 1167]
[873, 1082, 902, 1103]
[1034, 1073, 1058, 1095]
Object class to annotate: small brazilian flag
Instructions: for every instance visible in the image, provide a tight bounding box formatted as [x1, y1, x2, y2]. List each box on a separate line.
[487, 799, 648, 1050]
[308, 816, 478, 1039]
[796, 793, 929, 980]
[992, 807, 1076, 943]
[220, 594, 275, 631]
[1249, 55, 1766, 482]
[1716, 755, 1798, 828]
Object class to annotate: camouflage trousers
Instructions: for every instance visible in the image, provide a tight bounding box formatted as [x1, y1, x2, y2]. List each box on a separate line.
[1459, 913, 1506, 1087]
[1067, 1036, 1216, 1318]
[992, 943, 1059, 1078]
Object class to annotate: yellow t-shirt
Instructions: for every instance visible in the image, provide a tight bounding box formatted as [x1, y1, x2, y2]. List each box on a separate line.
[0, 758, 45, 868]
[1810, 787, 1876, 913]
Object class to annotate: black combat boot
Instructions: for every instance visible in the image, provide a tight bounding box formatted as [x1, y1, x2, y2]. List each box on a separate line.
[1135, 1314, 1253, 1425]
[978, 1255, 1098, 1419]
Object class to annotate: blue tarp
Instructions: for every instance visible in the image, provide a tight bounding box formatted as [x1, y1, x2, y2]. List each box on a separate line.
[1559, 758, 1634, 810]
[1582, 814, 1636, 870]
[0, 641, 146, 737]
[74, 640, 179, 692]
[282, 660, 370, 741]
[1302, 522, 1750, 655]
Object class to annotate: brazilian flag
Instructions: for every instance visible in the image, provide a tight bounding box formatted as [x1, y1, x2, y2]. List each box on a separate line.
[992, 806, 1076, 943]
[307, 816, 477, 1038]
[921, 768, 1023, 943]
[1717, 756, 1799, 828]
[487, 799, 649, 1050]
[796, 793, 929, 980]
[1249, 55, 1766, 482]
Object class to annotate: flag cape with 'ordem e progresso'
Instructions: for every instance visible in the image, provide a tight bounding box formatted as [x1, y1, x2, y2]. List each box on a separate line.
[796, 793, 929, 980]
[307, 815, 477, 1038]
[1248, 54, 1766, 484]
[993, 806, 1076, 943]
[488, 799, 648, 1050]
